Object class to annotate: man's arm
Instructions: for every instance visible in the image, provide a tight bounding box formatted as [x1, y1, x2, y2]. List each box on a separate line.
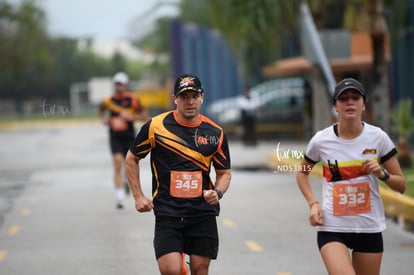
[119, 110, 148, 123]
[203, 169, 231, 205]
[119, 96, 149, 123]
[132, 109, 149, 122]
[214, 169, 231, 194]
[131, 95, 149, 122]
[125, 151, 153, 212]
[98, 101, 110, 125]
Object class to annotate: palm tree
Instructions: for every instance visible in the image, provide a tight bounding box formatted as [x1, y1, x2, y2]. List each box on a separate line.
[185, 0, 302, 83]
[393, 98, 413, 168]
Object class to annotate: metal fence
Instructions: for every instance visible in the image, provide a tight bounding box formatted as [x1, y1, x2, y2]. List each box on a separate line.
[170, 20, 242, 108]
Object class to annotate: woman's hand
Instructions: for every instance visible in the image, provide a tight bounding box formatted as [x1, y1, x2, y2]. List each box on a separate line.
[309, 203, 324, 226]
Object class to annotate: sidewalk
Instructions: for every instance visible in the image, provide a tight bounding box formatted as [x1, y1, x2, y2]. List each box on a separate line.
[229, 139, 306, 170]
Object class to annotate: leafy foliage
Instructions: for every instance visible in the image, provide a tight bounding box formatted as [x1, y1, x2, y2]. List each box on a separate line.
[392, 98, 413, 168]
[393, 98, 413, 138]
[1, 0, 412, 114]
[0, 0, 145, 112]
[0, 0, 49, 100]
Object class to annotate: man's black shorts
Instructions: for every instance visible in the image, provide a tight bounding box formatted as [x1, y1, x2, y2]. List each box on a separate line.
[109, 134, 134, 156]
[153, 215, 219, 260]
[317, 231, 383, 253]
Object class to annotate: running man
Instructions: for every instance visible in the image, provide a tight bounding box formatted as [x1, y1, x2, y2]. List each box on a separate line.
[125, 74, 231, 275]
[99, 72, 148, 209]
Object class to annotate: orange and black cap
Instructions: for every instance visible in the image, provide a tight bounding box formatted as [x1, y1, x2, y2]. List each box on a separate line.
[174, 74, 204, 96]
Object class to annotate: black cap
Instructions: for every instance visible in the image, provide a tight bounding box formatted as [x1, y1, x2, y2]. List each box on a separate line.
[333, 78, 366, 104]
[174, 74, 204, 96]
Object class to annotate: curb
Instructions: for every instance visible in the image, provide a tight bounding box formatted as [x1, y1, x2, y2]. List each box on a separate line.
[0, 118, 100, 131]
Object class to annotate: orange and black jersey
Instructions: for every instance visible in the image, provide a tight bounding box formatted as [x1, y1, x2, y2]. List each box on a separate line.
[129, 111, 231, 217]
[100, 92, 142, 137]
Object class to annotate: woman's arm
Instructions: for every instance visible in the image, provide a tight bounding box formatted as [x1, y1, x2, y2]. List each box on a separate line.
[296, 160, 323, 226]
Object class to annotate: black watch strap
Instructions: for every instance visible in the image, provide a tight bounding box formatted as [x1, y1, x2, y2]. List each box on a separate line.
[215, 189, 223, 199]
[379, 168, 390, 181]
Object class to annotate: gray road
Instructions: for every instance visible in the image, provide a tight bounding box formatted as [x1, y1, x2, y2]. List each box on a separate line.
[0, 123, 413, 275]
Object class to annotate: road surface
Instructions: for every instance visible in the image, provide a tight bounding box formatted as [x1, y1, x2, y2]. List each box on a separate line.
[0, 122, 413, 274]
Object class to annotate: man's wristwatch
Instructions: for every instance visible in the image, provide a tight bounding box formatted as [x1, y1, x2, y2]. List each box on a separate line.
[379, 168, 390, 181]
[215, 189, 223, 200]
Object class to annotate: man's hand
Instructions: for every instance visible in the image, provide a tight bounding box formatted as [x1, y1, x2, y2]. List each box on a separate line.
[120, 110, 134, 121]
[101, 117, 109, 125]
[203, 190, 219, 205]
[135, 197, 154, 212]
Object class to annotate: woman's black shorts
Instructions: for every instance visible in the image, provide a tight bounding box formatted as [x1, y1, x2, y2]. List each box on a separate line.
[317, 231, 383, 253]
[153, 215, 219, 260]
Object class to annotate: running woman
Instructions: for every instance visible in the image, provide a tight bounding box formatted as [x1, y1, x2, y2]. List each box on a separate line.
[296, 78, 406, 275]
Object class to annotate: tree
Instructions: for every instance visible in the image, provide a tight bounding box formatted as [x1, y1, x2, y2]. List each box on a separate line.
[132, 0, 303, 84]
[393, 99, 413, 168]
[112, 52, 127, 74]
[0, 0, 160, 115]
[0, 0, 50, 104]
[367, 0, 390, 132]
[200, 0, 302, 84]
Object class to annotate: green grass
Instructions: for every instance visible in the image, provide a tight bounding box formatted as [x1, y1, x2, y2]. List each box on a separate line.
[401, 167, 414, 197]
[373, 166, 414, 198]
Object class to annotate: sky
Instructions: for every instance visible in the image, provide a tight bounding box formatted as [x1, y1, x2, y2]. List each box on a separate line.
[39, 0, 180, 43]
